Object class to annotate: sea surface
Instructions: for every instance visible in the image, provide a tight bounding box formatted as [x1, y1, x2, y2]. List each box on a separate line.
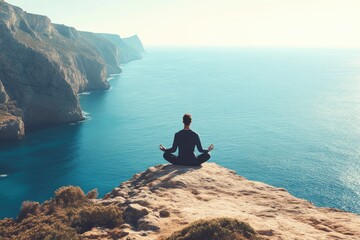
[1, 48, 360, 219]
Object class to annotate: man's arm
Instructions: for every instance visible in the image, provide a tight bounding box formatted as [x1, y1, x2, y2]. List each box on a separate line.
[165, 133, 178, 153]
[196, 134, 209, 153]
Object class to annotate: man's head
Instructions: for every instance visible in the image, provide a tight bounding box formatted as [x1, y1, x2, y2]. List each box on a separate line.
[183, 114, 192, 126]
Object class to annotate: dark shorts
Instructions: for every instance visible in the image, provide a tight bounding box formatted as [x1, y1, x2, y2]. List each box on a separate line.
[163, 152, 211, 166]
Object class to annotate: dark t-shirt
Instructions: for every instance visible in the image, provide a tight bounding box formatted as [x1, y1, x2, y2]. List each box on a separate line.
[165, 129, 208, 160]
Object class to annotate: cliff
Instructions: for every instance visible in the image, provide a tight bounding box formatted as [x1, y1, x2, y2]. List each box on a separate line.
[0, 80, 24, 140]
[97, 163, 360, 240]
[100, 33, 143, 63]
[0, 1, 144, 140]
[78, 31, 122, 75]
[1, 163, 360, 239]
[123, 35, 146, 54]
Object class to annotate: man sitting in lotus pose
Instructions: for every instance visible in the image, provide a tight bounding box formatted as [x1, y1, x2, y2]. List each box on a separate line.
[160, 114, 214, 166]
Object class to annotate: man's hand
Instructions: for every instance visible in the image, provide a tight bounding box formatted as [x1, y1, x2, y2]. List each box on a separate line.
[208, 144, 214, 152]
[159, 144, 166, 152]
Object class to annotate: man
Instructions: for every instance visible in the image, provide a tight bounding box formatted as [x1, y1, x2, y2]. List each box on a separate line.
[159, 114, 214, 166]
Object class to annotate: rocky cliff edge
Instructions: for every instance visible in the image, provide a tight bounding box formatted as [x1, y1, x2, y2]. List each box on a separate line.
[93, 163, 360, 240]
[0, 1, 144, 140]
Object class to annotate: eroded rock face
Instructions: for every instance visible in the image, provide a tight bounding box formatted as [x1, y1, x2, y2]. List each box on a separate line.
[0, 80, 9, 104]
[0, 1, 145, 141]
[94, 163, 360, 240]
[100, 33, 143, 63]
[0, 80, 24, 140]
[0, 1, 143, 140]
[79, 31, 122, 75]
[0, 1, 108, 129]
[0, 116, 24, 140]
[123, 35, 146, 54]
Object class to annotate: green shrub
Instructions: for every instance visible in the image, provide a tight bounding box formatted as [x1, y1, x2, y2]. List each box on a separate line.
[17, 201, 40, 222]
[55, 186, 86, 206]
[72, 205, 123, 233]
[167, 218, 263, 240]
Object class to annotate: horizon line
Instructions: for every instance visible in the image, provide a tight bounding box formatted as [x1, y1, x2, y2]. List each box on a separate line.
[144, 45, 360, 50]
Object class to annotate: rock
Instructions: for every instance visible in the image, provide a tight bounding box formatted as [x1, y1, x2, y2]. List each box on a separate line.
[137, 218, 160, 231]
[123, 35, 146, 54]
[0, 116, 24, 140]
[0, 80, 9, 103]
[79, 31, 122, 75]
[100, 33, 143, 63]
[0, 1, 104, 128]
[159, 210, 170, 218]
[123, 204, 149, 225]
[102, 163, 360, 240]
[81, 228, 110, 239]
[0, 80, 24, 140]
[2, 162, 360, 239]
[0, 1, 144, 139]
[119, 223, 132, 229]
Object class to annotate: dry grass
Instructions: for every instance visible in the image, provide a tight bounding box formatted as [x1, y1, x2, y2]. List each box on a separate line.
[0, 186, 122, 240]
[16, 201, 40, 222]
[166, 218, 263, 240]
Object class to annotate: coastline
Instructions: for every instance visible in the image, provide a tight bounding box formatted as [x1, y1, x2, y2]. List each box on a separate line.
[2, 163, 360, 239]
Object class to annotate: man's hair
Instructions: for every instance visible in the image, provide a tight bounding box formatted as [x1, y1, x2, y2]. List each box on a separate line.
[183, 114, 192, 125]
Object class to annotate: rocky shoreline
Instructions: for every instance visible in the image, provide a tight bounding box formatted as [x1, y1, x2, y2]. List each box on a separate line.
[93, 163, 360, 239]
[1, 163, 359, 239]
[0, 0, 144, 140]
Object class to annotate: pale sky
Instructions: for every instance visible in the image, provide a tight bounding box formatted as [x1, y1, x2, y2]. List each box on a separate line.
[5, 0, 360, 48]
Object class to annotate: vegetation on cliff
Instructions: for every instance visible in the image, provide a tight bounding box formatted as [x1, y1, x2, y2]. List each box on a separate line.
[0, 185, 261, 240]
[166, 218, 262, 240]
[0, 186, 122, 240]
[2, 163, 360, 239]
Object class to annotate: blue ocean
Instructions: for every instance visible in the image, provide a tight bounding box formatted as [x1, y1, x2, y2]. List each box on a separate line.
[0, 48, 359, 219]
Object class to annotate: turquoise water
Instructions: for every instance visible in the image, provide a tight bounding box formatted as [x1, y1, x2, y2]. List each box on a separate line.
[1, 48, 360, 218]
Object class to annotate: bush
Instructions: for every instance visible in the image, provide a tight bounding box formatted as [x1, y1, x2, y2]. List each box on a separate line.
[72, 205, 122, 233]
[167, 218, 263, 240]
[86, 189, 98, 199]
[55, 186, 86, 206]
[0, 185, 123, 239]
[17, 201, 40, 222]
[21, 222, 79, 240]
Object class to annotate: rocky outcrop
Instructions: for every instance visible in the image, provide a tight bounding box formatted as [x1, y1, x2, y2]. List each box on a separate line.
[123, 35, 146, 54]
[95, 163, 360, 240]
[0, 80, 24, 140]
[0, 81, 9, 105]
[0, 1, 106, 128]
[79, 31, 122, 75]
[100, 33, 143, 63]
[0, 116, 24, 140]
[1, 163, 359, 239]
[0, 1, 144, 140]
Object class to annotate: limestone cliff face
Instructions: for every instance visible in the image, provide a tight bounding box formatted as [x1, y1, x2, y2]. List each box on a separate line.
[100, 33, 143, 63]
[79, 31, 122, 75]
[0, 1, 144, 140]
[0, 81, 24, 140]
[0, 115, 24, 140]
[90, 163, 360, 240]
[123, 35, 146, 54]
[0, 1, 107, 128]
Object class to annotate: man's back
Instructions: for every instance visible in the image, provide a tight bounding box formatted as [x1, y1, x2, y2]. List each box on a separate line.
[175, 129, 201, 160]
[160, 113, 213, 166]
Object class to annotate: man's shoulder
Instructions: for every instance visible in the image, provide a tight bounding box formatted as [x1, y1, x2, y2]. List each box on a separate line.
[177, 129, 199, 136]
[176, 130, 182, 134]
